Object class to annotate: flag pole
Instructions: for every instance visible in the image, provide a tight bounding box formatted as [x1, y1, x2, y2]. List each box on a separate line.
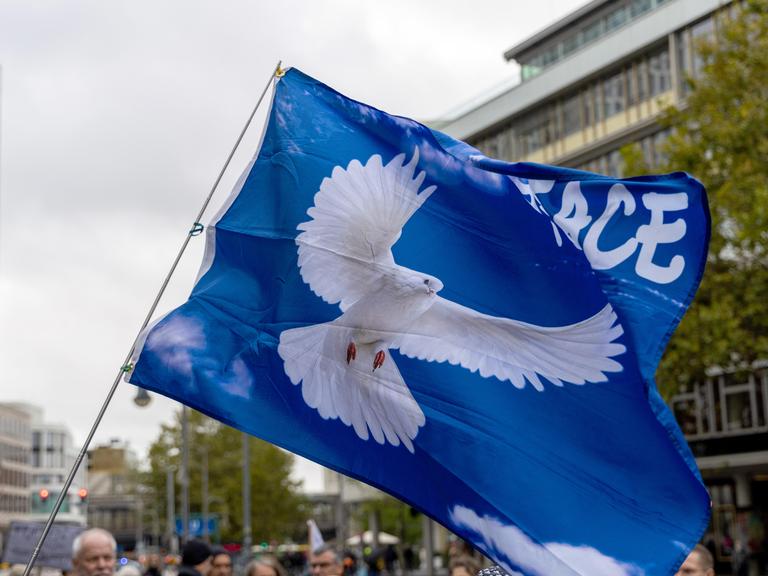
[21, 59, 283, 576]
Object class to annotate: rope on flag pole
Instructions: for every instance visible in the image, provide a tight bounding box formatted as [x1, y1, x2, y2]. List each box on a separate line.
[21, 59, 283, 576]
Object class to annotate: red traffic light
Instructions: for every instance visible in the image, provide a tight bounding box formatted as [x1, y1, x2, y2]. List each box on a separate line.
[39, 489, 49, 502]
[78, 488, 88, 501]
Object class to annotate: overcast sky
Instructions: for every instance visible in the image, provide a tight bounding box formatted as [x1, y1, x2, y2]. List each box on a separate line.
[0, 0, 587, 492]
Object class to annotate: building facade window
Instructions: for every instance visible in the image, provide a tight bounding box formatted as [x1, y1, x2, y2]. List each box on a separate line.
[648, 47, 671, 96]
[515, 0, 678, 81]
[606, 5, 629, 32]
[630, 0, 653, 17]
[670, 370, 768, 439]
[603, 70, 626, 117]
[690, 16, 715, 78]
[562, 93, 582, 136]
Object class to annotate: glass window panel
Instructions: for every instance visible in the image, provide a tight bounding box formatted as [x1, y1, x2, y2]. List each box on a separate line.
[606, 6, 628, 31]
[544, 45, 560, 66]
[582, 87, 593, 127]
[508, 127, 520, 160]
[638, 61, 648, 102]
[630, 0, 653, 17]
[648, 48, 671, 96]
[582, 19, 602, 44]
[641, 136, 654, 168]
[755, 373, 766, 427]
[482, 135, 499, 159]
[563, 33, 579, 56]
[691, 17, 715, 78]
[606, 150, 623, 177]
[603, 70, 625, 117]
[627, 65, 638, 106]
[562, 93, 581, 136]
[725, 390, 752, 430]
[652, 130, 670, 167]
[518, 107, 550, 155]
[597, 155, 609, 174]
[676, 30, 691, 94]
[672, 397, 698, 435]
[498, 127, 512, 161]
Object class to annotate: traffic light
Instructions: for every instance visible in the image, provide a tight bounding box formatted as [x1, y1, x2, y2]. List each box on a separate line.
[78, 488, 88, 502]
[38, 488, 49, 502]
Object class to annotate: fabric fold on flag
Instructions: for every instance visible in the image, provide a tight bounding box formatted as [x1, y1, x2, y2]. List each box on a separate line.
[128, 67, 711, 576]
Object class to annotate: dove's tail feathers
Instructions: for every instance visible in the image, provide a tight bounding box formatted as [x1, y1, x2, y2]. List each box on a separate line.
[278, 323, 330, 387]
[278, 324, 425, 453]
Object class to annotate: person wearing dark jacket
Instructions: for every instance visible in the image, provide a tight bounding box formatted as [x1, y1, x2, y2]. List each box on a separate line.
[179, 540, 213, 576]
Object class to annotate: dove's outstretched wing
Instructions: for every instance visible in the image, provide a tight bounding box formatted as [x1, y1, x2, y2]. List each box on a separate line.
[396, 300, 625, 390]
[296, 149, 435, 311]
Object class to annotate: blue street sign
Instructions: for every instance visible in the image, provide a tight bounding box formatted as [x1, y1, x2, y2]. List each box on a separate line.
[175, 515, 219, 537]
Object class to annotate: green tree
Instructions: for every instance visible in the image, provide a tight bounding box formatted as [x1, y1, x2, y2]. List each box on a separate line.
[618, 141, 649, 177]
[143, 409, 308, 544]
[654, 0, 768, 395]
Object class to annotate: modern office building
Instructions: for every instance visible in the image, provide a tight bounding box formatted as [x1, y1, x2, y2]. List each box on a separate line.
[441, 0, 726, 176]
[0, 403, 87, 526]
[669, 366, 768, 571]
[439, 0, 766, 572]
[0, 403, 32, 538]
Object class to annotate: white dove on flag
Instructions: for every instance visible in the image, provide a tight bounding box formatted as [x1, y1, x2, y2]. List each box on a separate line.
[277, 149, 626, 453]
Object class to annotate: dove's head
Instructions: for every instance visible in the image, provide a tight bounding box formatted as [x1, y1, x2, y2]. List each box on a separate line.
[419, 273, 443, 296]
[390, 267, 443, 301]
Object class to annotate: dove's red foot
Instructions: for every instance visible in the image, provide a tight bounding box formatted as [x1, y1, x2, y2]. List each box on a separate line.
[346, 342, 357, 364]
[373, 350, 386, 371]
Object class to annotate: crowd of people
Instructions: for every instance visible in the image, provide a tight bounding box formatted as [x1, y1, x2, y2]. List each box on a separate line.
[66, 530, 362, 576]
[32, 527, 716, 576]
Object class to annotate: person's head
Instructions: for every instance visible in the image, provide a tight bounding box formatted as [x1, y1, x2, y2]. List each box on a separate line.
[116, 566, 142, 576]
[310, 545, 343, 576]
[449, 555, 481, 576]
[675, 545, 715, 576]
[72, 528, 117, 576]
[147, 554, 162, 569]
[246, 556, 286, 576]
[181, 539, 213, 576]
[209, 547, 232, 576]
[341, 550, 357, 575]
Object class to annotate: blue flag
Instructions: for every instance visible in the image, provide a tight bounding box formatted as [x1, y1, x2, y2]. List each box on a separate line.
[128, 68, 710, 576]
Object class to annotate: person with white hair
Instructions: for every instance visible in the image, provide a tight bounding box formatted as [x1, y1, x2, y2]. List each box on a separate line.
[72, 528, 117, 576]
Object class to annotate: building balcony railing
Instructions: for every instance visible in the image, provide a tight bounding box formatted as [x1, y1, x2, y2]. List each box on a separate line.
[670, 368, 768, 441]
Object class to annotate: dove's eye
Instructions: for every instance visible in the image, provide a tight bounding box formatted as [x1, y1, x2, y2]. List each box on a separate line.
[423, 279, 430, 285]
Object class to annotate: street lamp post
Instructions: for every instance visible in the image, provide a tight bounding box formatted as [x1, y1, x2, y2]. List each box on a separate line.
[136, 497, 144, 554]
[181, 406, 190, 545]
[335, 473, 346, 547]
[201, 447, 209, 542]
[242, 432, 252, 559]
[166, 467, 177, 554]
[134, 387, 151, 553]
[422, 516, 434, 576]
